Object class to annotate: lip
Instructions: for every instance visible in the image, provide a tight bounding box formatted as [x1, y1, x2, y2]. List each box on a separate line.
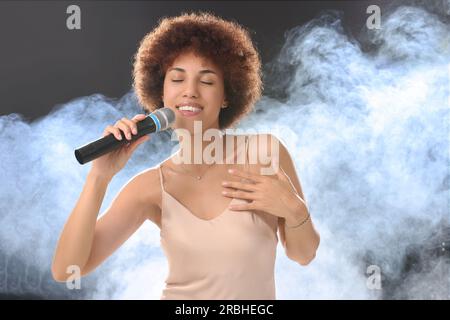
[175, 102, 204, 109]
[176, 108, 203, 117]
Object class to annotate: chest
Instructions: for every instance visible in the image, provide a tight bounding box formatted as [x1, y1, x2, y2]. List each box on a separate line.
[162, 164, 247, 220]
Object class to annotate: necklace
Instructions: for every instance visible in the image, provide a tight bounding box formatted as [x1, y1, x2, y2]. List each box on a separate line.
[172, 152, 216, 180]
[178, 163, 216, 180]
[173, 132, 230, 180]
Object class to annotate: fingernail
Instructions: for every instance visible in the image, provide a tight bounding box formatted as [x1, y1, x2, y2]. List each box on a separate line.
[228, 169, 234, 173]
[222, 191, 227, 195]
[222, 181, 228, 186]
[117, 135, 122, 140]
[133, 129, 137, 134]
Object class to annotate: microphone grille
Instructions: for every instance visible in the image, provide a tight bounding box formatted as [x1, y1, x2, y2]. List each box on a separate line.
[153, 107, 175, 130]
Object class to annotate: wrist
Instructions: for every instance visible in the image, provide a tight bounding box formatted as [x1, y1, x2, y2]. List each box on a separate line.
[284, 196, 309, 227]
[88, 169, 113, 184]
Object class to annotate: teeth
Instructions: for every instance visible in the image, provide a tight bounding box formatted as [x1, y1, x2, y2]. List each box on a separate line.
[178, 106, 202, 112]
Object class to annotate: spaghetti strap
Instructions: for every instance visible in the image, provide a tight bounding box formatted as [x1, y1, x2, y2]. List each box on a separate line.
[158, 164, 165, 192]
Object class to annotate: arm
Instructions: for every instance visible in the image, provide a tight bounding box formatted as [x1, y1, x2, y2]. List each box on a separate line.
[272, 135, 320, 265]
[51, 168, 159, 282]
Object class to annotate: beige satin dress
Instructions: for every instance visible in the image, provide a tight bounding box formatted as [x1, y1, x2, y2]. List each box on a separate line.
[158, 135, 279, 300]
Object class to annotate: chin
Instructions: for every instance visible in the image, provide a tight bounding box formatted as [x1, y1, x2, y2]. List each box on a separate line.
[172, 118, 220, 135]
[172, 122, 198, 135]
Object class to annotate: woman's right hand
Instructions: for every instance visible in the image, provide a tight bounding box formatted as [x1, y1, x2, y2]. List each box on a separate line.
[90, 114, 150, 179]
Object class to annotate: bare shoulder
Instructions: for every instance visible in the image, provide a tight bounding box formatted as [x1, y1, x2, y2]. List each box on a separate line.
[247, 133, 285, 154]
[248, 133, 296, 242]
[246, 133, 287, 174]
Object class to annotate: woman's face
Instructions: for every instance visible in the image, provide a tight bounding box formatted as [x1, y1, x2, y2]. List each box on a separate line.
[162, 50, 227, 134]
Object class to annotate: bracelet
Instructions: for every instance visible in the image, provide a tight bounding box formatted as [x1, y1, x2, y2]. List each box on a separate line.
[285, 212, 310, 228]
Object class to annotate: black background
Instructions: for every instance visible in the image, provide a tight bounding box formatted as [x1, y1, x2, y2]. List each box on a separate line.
[0, 0, 391, 121]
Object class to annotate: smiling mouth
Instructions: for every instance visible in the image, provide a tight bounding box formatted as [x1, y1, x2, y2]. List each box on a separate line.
[176, 105, 203, 117]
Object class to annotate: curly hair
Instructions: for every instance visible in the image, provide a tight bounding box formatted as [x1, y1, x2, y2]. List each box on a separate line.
[132, 11, 262, 129]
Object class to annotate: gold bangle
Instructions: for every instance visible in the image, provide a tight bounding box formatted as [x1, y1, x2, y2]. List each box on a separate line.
[285, 213, 310, 228]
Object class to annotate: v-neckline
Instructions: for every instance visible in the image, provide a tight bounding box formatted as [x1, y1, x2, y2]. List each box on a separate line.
[162, 189, 239, 222]
[159, 134, 249, 222]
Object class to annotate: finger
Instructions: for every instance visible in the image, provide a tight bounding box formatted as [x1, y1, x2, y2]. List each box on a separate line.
[228, 168, 263, 183]
[103, 126, 122, 140]
[116, 121, 133, 140]
[102, 127, 112, 138]
[221, 180, 258, 192]
[131, 114, 147, 122]
[121, 117, 138, 135]
[222, 190, 258, 201]
[114, 127, 125, 140]
[228, 202, 258, 211]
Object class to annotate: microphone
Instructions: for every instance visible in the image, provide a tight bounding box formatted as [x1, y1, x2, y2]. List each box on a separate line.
[74, 107, 175, 165]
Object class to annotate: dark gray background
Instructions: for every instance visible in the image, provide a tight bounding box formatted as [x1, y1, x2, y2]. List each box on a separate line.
[0, 0, 391, 121]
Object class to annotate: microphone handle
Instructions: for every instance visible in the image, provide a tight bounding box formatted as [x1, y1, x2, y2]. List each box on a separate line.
[75, 117, 157, 165]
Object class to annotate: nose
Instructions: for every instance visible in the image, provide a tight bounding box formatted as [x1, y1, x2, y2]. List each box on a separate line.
[182, 80, 199, 98]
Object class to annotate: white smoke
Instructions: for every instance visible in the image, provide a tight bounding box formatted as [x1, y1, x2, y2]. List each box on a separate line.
[262, 3, 449, 299]
[0, 2, 448, 299]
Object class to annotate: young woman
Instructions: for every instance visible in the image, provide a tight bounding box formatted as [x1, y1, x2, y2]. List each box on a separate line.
[52, 12, 320, 300]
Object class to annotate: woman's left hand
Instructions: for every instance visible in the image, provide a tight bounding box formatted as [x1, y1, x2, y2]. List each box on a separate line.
[222, 166, 306, 219]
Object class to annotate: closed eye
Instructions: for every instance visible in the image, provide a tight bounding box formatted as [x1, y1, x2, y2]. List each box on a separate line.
[171, 80, 213, 85]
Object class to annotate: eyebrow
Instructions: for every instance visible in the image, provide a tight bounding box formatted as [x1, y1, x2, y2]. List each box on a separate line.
[168, 67, 217, 75]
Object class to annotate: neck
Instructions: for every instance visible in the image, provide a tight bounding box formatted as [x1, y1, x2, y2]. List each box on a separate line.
[175, 130, 232, 167]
